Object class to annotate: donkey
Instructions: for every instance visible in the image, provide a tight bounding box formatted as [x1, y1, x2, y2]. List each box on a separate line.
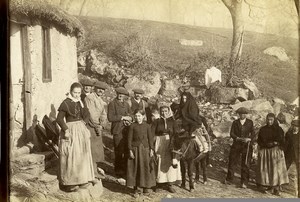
[173, 131, 208, 192]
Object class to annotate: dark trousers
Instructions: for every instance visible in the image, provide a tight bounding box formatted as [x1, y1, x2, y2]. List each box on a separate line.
[113, 128, 129, 178]
[226, 142, 252, 184]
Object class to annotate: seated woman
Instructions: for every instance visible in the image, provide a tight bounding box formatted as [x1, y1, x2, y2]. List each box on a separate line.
[151, 106, 182, 193]
[56, 82, 96, 192]
[256, 113, 289, 196]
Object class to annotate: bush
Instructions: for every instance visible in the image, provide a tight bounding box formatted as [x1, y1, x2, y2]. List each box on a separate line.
[111, 32, 161, 81]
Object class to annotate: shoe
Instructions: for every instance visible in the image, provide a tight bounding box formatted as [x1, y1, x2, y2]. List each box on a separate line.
[207, 164, 213, 168]
[79, 183, 90, 189]
[241, 183, 247, 189]
[143, 188, 151, 193]
[90, 179, 99, 186]
[203, 181, 208, 185]
[167, 185, 176, 193]
[273, 188, 281, 196]
[68, 185, 79, 192]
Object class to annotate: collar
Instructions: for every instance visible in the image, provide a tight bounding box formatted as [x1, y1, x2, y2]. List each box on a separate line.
[133, 97, 141, 103]
[239, 118, 246, 125]
[67, 94, 84, 108]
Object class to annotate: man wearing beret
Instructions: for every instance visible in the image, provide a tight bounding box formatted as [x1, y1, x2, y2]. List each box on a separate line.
[127, 88, 150, 122]
[224, 107, 255, 188]
[85, 81, 109, 179]
[284, 119, 299, 172]
[80, 79, 94, 103]
[107, 87, 133, 178]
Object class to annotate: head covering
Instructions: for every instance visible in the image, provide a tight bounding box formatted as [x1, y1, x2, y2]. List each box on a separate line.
[133, 88, 145, 94]
[80, 79, 94, 87]
[179, 92, 203, 126]
[94, 81, 108, 90]
[291, 119, 299, 127]
[236, 107, 250, 114]
[115, 87, 129, 96]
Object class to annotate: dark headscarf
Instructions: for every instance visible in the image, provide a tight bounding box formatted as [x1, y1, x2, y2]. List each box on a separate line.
[179, 92, 203, 129]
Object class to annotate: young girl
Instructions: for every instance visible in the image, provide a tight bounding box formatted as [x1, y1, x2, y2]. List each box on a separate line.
[126, 109, 156, 197]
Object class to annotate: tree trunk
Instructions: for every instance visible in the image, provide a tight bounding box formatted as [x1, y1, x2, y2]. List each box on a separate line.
[228, 2, 244, 67]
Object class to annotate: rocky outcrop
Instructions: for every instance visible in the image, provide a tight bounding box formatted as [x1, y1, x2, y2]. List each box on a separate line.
[263, 47, 289, 61]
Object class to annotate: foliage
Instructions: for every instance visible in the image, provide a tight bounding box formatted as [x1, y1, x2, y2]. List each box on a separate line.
[111, 32, 161, 81]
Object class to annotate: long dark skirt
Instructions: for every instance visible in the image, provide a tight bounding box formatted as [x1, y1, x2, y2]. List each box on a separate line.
[256, 146, 289, 186]
[87, 125, 104, 176]
[126, 144, 156, 188]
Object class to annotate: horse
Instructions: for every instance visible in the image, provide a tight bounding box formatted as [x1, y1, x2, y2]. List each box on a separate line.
[173, 131, 208, 192]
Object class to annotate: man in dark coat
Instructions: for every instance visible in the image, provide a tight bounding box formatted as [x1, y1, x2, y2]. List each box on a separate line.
[127, 88, 150, 122]
[107, 87, 133, 178]
[224, 107, 255, 188]
[284, 119, 299, 172]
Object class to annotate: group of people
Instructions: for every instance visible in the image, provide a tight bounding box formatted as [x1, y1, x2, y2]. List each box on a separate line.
[223, 107, 299, 196]
[55, 79, 299, 197]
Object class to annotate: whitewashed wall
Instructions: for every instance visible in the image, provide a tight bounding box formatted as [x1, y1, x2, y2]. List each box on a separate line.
[10, 22, 78, 150]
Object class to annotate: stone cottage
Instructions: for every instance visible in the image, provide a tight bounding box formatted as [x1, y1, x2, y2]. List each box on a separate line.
[9, 0, 84, 157]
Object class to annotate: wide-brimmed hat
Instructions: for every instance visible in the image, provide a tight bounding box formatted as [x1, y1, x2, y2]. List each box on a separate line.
[94, 81, 108, 90]
[115, 87, 129, 95]
[236, 107, 250, 114]
[132, 88, 145, 94]
[80, 79, 94, 86]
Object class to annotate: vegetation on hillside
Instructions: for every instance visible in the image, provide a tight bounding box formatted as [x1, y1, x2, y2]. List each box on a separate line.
[78, 16, 298, 102]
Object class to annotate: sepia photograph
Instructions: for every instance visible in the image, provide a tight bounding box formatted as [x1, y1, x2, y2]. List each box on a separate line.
[8, 0, 299, 201]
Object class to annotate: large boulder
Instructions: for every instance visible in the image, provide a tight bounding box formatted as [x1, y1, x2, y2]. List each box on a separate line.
[158, 76, 181, 98]
[179, 39, 203, 46]
[125, 72, 161, 98]
[263, 46, 289, 61]
[230, 99, 269, 111]
[211, 121, 233, 138]
[243, 80, 259, 99]
[207, 86, 249, 104]
[292, 97, 299, 107]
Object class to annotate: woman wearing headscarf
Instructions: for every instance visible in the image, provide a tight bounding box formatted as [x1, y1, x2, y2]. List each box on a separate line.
[256, 113, 289, 196]
[56, 82, 95, 192]
[151, 106, 181, 193]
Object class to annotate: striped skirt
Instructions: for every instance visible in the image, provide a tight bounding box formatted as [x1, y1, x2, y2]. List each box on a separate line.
[256, 146, 289, 186]
[58, 121, 95, 185]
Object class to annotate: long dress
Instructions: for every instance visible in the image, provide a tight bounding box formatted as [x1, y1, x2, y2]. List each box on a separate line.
[152, 117, 182, 183]
[126, 122, 156, 188]
[256, 124, 289, 187]
[56, 98, 94, 186]
[85, 93, 107, 175]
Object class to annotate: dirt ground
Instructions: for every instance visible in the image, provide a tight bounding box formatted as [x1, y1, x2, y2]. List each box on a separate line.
[10, 131, 298, 202]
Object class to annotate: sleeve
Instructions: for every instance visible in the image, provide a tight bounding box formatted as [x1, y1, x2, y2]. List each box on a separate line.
[277, 127, 285, 148]
[82, 107, 90, 124]
[147, 124, 154, 150]
[257, 129, 264, 147]
[151, 119, 158, 137]
[249, 121, 256, 142]
[107, 102, 122, 122]
[57, 111, 68, 131]
[128, 124, 134, 151]
[230, 121, 238, 140]
[57, 101, 68, 131]
[99, 105, 107, 126]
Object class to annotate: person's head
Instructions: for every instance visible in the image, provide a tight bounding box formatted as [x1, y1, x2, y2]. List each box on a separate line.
[151, 108, 160, 122]
[134, 109, 145, 124]
[160, 106, 170, 118]
[94, 81, 108, 96]
[115, 87, 129, 101]
[70, 82, 82, 99]
[80, 79, 94, 94]
[83, 85, 92, 94]
[133, 89, 145, 100]
[236, 107, 249, 120]
[266, 113, 276, 126]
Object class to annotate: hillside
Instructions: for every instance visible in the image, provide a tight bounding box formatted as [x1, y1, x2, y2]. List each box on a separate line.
[78, 16, 298, 102]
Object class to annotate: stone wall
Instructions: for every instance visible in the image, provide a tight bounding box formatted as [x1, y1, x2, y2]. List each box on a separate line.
[10, 22, 78, 151]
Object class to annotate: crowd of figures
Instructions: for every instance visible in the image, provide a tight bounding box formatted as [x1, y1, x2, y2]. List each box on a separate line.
[55, 79, 299, 197]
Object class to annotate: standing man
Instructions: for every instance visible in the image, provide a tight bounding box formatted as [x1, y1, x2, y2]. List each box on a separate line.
[127, 88, 150, 122]
[80, 79, 94, 103]
[107, 87, 133, 179]
[85, 81, 109, 180]
[284, 119, 299, 171]
[224, 107, 255, 188]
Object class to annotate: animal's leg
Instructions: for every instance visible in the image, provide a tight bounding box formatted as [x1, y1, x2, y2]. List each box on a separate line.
[187, 161, 194, 192]
[201, 157, 207, 184]
[195, 161, 200, 184]
[180, 160, 186, 188]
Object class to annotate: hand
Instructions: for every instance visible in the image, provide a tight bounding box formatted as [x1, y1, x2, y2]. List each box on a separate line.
[129, 150, 135, 159]
[64, 129, 70, 140]
[150, 149, 154, 158]
[244, 138, 251, 143]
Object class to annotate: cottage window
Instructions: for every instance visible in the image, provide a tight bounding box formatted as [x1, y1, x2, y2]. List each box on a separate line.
[42, 26, 52, 82]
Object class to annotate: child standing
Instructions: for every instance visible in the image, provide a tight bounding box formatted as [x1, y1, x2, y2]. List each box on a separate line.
[126, 109, 156, 197]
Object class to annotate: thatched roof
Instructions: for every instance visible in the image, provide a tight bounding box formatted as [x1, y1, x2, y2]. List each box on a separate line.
[9, 0, 84, 38]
